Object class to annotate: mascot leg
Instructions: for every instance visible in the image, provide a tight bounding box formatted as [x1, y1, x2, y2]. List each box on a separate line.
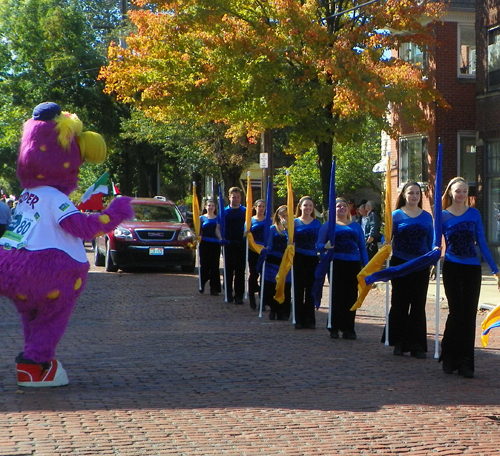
[12, 263, 87, 388]
[15, 300, 76, 388]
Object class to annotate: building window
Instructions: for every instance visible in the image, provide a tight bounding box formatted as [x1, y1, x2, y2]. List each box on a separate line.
[488, 27, 500, 89]
[458, 24, 476, 76]
[487, 141, 500, 242]
[458, 134, 476, 185]
[399, 135, 428, 185]
[400, 42, 427, 69]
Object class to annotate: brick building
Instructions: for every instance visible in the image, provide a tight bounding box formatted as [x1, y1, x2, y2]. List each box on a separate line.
[387, 1, 477, 232]
[476, 0, 500, 256]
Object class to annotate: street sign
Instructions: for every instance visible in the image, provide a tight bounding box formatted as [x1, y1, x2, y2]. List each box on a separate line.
[260, 153, 269, 169]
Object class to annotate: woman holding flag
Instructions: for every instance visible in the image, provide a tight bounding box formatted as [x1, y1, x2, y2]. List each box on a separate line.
[263, 205, 291, 320]
[440, 177, 500, 378]
[198, 200, 222, 296]
[383, 182, 433, 358]
[318, 198, 368, 340]
[245, 199, 266, 310]
[293, 196, 321, 329]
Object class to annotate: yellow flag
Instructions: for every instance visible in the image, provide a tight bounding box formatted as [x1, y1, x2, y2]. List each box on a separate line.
[192, 182, 201, 243]
[481, 303, 500, 347]
[274, 171, 294, 304]
[351, 153, 393, 311]
[245, 171, 263, 254]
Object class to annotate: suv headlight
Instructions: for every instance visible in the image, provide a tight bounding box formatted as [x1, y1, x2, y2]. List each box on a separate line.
[178, 228, 193, 241]
[114, 227, 133, 240]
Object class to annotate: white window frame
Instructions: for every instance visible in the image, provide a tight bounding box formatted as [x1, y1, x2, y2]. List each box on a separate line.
[457, 24, 476, 78]
[399, 134, 428, 186]
[457, 132, 476, 185]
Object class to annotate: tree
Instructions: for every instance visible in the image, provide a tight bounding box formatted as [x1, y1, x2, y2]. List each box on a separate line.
[276, 115, 382, 210]
[100, 0, 447, 206]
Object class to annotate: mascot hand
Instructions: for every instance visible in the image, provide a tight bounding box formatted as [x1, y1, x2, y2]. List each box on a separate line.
[101, 197, 134, 228]
[60, 196, 133, 241]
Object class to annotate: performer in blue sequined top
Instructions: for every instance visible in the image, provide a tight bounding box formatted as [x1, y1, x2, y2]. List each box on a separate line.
[293, 196, 321, 329]
[440, 177, 499, 378]
[262, 205, 291, 321]
[318, 197, 368, 340]
[383, 182, 433, 359]
[244, 199, 266, 310]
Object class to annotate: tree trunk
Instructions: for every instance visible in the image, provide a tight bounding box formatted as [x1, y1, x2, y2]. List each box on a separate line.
[316, 139, 333, 212]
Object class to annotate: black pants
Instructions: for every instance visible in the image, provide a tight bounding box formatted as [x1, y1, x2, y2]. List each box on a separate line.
[329, 259, 360, 334]
[293, 253, 319, 326]
[199, 241, 221, 293]
[223, 242, 246, 300]
[366, 240, 378, 261]
[263, 279, 291, 318]
[248, 249, 261, 295]
[441, 261, 481, 371]
[382, 256, 429, 352]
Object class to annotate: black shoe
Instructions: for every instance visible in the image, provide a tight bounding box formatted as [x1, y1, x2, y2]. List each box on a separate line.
[304, 323, 316, 329]
[410, 350, 427, 359]
[441, 357, 454, 374]
[342, 331, 357, 340]
[227, 295, 234, 303]
[277, 314, 289, 321]
[210, 290, 219, 296]
[295, 323, 304, 329]
[330, 329, 339, 339]
[269, 311, 276, 320]
[249, 294, 256, 310]
[199, 286, 204, 294]
[235, 297, 244, 305]
[393, 345, 404, 356]
[458, 363, 474, 378]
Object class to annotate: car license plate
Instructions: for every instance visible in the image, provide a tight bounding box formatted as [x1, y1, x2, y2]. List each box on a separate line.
[149, 247, 164, 256]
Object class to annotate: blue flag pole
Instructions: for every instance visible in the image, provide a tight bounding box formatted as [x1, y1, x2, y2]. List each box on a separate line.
[434, 139, 443, 359]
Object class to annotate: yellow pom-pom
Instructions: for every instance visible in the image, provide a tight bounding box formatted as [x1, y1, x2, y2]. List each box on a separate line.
[99, 214, 110, 224]
[37, 174, 44, 179]
[16, 294, 28, 301]
[74, 278, 82, 291]
[40, 145, 47, 152]
[63, 162, 70, 168]
[46, 290, 60, 299]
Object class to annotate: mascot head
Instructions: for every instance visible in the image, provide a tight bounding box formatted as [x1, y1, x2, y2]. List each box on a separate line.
[17, 102, 107, 195]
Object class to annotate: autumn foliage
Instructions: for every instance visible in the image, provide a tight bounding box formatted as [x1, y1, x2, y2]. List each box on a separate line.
[100, 0, 447, 143]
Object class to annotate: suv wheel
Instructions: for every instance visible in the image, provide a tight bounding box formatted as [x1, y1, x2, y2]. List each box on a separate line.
[94, 242, 105, 267]
[105, 241, 119, 272]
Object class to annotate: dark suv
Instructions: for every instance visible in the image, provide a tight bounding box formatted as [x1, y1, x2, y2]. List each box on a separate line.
[94, 197, 196, 272]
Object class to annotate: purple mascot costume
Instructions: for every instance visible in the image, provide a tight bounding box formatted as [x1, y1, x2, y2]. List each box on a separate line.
[0, 102, 133, 387]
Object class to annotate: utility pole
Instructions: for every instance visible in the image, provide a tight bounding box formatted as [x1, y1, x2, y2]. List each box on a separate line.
[260, 129, 274, 210]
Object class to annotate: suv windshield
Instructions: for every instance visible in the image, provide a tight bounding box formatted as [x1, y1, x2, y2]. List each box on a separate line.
[132, 204, 182, 223]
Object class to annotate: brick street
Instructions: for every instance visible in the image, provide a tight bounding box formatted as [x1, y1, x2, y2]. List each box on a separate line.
[1, 245, 500, 455]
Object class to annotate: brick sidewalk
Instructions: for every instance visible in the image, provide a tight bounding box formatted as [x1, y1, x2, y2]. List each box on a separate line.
[0, 246, 500, 455]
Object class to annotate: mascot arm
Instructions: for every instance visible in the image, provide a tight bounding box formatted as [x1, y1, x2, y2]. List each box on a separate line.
[60, 197, 134, 240]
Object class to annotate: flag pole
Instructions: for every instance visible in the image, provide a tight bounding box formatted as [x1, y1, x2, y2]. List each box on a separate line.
[327, 261, 333, 329]
[291, 265, 296, 324]
[259, 262, 266, 318]
[385, 258, 390, 345]
[244, 171, 252, 300]
[434, 260, 441, 358]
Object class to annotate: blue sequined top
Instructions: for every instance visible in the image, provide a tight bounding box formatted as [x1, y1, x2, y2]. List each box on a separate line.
[294, 218, 321, 256]
[317, 222, 368, 265]
[392, 209, 433, 261]
[200, 215, 218, 240]
[244, 217, 266, 246]
[442, 207, 498, 273]
[264, 225, 290, 282]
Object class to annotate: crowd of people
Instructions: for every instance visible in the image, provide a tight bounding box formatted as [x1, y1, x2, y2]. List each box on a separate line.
[195, 178, 500, 379]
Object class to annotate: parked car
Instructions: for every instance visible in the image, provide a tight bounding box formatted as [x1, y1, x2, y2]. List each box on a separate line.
[94, 197, 196, 272]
